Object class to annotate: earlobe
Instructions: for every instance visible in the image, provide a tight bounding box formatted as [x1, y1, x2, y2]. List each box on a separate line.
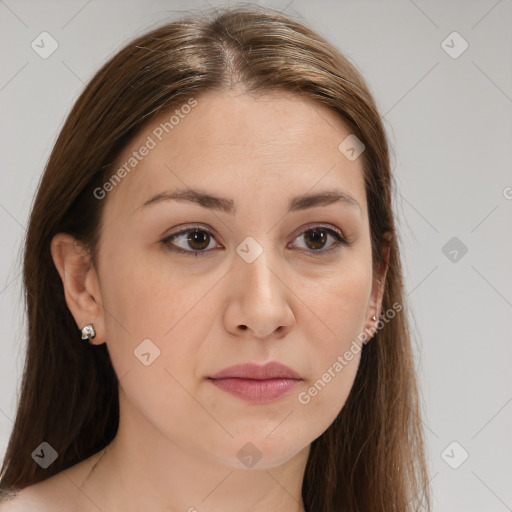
[50, 233, 106, 345]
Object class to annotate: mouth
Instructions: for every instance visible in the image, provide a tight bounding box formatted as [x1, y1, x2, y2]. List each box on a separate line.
[207, 362, 303, 403]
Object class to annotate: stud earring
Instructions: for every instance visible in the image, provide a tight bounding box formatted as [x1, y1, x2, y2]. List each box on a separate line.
[372, 315, 377, 321]
[81, 323, 96, 343]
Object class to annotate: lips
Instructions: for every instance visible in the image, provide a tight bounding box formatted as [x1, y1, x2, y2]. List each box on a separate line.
[209, 361, 301, 380]
[208, 362, 302, 403]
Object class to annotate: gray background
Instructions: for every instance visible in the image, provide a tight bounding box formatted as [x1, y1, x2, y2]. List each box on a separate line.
[1, 0, 511, 510]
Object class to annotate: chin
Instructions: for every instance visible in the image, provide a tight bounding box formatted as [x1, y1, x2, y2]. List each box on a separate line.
[213, 433, 311, 470]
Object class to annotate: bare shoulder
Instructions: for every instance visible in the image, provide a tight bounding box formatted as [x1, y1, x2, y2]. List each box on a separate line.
[0, 473, 77, 511]
[0, 449, 106, 511]
[0, 488, 22, 510]
[0, 485, 42, 510]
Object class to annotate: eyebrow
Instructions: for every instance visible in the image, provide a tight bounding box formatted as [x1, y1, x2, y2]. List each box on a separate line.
[138, 187, 361, 215]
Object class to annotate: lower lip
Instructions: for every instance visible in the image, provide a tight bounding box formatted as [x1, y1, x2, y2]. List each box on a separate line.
[208, 377, 301, 403]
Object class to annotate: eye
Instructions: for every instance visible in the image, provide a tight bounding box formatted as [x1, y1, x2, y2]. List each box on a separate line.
[160, 225, 220, 257]
[290, 225, 348, 255]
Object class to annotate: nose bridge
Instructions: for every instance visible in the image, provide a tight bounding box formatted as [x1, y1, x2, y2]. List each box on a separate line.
[229, 234, 294, 338]
[235, 234, 279, 300]
[235, 232, 301, 329]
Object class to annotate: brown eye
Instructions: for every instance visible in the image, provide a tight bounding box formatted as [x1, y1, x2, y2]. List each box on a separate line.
[185, 229, 211, 251]
[303, 228, 328, 250]
[292, 226, 347, 255]
[161, 227, 219, 256]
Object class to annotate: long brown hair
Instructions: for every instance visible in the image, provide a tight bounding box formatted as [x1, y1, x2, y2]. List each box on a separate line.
[0, 4, 430, 510]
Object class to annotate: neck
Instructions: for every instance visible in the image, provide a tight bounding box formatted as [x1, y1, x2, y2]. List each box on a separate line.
[80, 391, 309, 512]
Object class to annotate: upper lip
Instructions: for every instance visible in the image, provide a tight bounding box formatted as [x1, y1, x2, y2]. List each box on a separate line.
[208, 362, 302, 380]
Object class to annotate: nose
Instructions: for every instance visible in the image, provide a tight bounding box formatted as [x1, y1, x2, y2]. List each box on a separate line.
[224, 241, 295, 340]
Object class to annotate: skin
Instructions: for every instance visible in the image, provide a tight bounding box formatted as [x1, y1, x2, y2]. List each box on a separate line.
[7, 89, 389, 512]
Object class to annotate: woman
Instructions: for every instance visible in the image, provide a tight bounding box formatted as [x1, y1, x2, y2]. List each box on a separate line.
[0, 4, 430, 511]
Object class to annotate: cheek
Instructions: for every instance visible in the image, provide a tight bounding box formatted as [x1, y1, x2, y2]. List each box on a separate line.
[99, 240, 203, 338]
[98, 247, 214, 444]
[296, 259, 371, 411]
[303, 257, 372, 348]
[97, 241, 222, 384]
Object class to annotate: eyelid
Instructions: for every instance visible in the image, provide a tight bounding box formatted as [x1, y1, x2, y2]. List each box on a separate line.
[162, 222, 220, 241]
[160, 223, 350, 256]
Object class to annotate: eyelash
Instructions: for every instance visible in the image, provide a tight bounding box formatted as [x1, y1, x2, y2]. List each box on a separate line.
[159, 224, 350, 257]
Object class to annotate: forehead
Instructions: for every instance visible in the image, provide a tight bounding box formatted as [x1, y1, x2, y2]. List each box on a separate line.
[104, 90, 367, 217]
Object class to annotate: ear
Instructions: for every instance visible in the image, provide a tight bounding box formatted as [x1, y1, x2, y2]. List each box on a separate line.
[364, 231, 392, 341]
[50, 233, 106, 345]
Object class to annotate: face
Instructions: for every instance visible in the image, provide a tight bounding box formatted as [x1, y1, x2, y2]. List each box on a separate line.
[79, 89, 383, 469]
